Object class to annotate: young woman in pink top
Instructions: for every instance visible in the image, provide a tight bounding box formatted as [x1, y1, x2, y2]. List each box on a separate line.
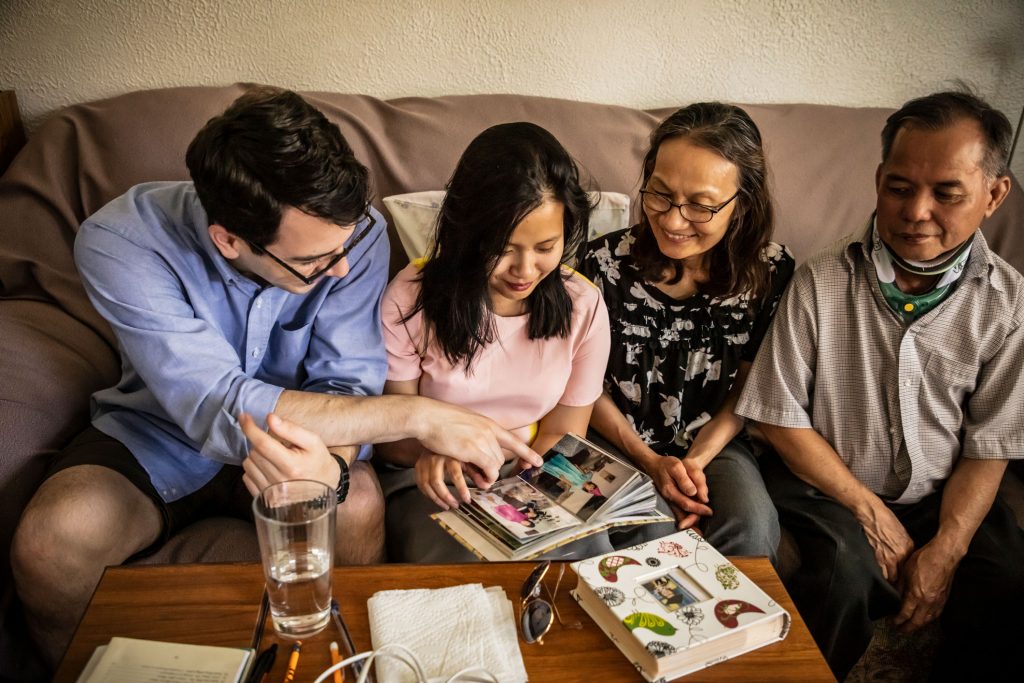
[375, 122, 613, 562]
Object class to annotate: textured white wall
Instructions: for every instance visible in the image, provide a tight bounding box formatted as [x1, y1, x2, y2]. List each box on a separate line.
[1, 0, 1023, 177]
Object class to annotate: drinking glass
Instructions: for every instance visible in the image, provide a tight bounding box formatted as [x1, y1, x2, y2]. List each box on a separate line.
[253, 480, 336, 639]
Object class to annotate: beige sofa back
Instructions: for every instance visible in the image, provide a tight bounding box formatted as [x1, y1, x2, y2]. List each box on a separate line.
[4, 86, 1022, 314]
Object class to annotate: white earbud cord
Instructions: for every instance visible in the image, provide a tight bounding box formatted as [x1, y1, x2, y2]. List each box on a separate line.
[311, 644, 500, 683]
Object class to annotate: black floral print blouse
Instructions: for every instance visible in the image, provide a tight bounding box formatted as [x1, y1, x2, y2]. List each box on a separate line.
[579, 226, 794, 454]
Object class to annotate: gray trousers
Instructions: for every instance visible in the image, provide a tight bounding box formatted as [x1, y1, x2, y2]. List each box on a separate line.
[762, 453, 1024, 681]
[699, 437, 781, 564]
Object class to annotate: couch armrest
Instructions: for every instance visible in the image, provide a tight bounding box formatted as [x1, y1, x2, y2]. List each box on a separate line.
[0, 300, 118, 580]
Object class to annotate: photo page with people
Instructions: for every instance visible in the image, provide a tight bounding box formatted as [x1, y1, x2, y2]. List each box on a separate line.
[442, 433, 665, 556]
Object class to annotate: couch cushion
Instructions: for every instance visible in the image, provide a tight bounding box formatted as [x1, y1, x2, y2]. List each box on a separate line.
[383, 190, 631, 261]
[132, 517, 261, 565]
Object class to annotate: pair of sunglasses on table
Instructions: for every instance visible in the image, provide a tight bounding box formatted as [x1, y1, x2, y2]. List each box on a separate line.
[519, 561, 582, 644]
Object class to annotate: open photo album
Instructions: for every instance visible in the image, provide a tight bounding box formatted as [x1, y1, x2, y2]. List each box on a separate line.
[433, 433, 672, 560]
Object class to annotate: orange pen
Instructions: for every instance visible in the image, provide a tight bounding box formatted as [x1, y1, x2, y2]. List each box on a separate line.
[330, 641, 344, 683]
[282, 641, 301, 683]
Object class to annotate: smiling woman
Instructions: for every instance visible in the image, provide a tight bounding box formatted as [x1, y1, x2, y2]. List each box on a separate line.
[373, 122, 616, 563]
[403, 122, 595, 370]
[579, 102, 794, 564]
[487, 198, 566, 316]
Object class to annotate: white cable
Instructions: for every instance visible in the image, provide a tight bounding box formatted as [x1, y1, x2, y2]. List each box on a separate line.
[311, 645, 502, 683]
[357, 644, 427, 683]
[444, 666, 500, 683]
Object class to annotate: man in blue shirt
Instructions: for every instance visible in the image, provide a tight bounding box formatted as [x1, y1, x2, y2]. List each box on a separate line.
[11, 88, 540, 668]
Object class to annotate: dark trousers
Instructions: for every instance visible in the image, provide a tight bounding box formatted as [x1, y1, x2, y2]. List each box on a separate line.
[762, 455, 1024, 682]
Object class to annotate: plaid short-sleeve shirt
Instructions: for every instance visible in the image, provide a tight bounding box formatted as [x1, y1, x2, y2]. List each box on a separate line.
[737, 218, 1024, 504]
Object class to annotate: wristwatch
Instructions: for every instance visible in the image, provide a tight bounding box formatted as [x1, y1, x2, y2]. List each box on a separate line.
[329, 452, 350, 504]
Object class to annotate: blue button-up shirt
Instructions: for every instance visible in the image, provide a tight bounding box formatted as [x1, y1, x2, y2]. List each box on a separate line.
[75, 182, 389, 501]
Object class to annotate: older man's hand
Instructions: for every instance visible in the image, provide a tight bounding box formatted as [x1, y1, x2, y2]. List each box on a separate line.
[893, 542, 958, 632]
[858, 501, 915, 583]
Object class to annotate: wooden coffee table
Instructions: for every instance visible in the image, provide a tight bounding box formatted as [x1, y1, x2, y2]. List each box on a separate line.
[54, 560, 833, 682]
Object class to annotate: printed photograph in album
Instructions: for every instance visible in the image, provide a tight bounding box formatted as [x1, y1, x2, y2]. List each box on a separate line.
[432, 433, 671, 560]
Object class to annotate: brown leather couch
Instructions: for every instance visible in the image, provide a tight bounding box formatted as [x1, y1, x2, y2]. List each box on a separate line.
[1, 85, 1022, 680]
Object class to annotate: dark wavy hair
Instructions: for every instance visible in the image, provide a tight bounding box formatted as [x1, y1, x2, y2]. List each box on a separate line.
[185, 86, 370, 248]
[409, 122, 593, 370]
[632, 102, 774, 301]
[882, 89, 1012, 178]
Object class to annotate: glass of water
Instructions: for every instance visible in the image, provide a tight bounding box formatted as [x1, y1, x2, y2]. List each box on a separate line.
[253, 480, 336, 639]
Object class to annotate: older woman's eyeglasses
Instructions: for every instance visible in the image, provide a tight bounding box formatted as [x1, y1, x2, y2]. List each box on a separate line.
[246, 213, 376, 286]
[640, 189, 738, 224]
[519, 561, 582, 644]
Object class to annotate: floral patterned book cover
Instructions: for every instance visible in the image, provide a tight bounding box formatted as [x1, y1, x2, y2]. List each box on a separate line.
[570, 529, 791, 682]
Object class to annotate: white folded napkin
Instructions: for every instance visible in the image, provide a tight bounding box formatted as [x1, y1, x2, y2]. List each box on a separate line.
[367, 583, 528, 683]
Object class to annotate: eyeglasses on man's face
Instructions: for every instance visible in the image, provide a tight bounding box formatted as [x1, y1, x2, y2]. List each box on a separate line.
[640, 189, 739, 224]
[246, 213, 376, 286]
[519, 561, 582, 644]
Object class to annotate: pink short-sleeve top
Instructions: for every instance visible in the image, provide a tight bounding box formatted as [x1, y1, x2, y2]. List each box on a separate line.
[382, 263, 611, 444]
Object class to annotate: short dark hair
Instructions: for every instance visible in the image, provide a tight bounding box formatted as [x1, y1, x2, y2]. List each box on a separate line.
[881, 90, 1013, 178]
[632, 102, 775, 302]
[410, 122, 593, 370]
[185, 86, 370, 248]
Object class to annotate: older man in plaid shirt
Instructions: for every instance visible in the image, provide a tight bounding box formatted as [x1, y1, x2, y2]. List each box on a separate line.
[738, 90, 1024, 681]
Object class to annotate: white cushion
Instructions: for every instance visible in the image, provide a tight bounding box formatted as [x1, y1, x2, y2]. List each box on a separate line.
[383, 190, 631, 261]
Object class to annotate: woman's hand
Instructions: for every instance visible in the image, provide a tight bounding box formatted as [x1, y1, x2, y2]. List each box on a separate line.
[415, 451, 491, 510]
[645, 455, 713, 530]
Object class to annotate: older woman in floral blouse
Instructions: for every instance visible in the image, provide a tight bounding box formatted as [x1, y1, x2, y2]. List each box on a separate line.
[580, 102, 793, 563]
